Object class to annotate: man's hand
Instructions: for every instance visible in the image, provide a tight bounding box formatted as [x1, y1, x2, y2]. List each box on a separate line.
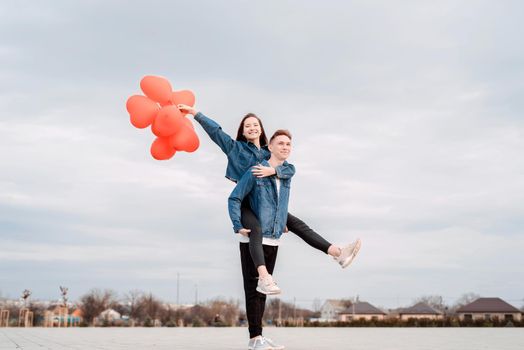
[177, 104, 198, 116]
[238, 228, 251, 237]
[252, 165, 276, 178]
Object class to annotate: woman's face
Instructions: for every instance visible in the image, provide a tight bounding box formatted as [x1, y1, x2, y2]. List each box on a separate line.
[242, 116, 262, 142]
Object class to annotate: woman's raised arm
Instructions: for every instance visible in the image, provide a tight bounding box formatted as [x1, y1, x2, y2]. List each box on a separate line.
[178, 104, 235, 155]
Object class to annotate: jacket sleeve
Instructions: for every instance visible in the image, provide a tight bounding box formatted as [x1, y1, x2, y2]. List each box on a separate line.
[275, 162, 295, 180]
[228, 169, 255, 233]
[194, 112, 236, 155]
[262, 149, 296, 180]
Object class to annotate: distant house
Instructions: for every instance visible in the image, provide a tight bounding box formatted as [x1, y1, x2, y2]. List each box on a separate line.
[70, 309, 82, 326]
[338, 301, 387, 321]
[456, 297, 522, 322]
[98, 309, 121, 322]
[44, 305, 80, 327]
[320, 300, 352, 321]
[398, 302, 443, 320]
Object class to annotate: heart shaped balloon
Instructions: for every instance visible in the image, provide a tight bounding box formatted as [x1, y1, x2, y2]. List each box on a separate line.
[126, 95, 160, 129]
[126, 75, 199, 160]
[151, 106, 185, 137]
[140, 75, 173, 105]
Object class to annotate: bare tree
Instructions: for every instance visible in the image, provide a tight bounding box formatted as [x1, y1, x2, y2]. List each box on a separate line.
[414, 295, 448, 312]
[124, 290, 144, 326]
[312, 298, 322, 313]
[28, 302, 47, 327]
[139, 293, 164, 326]
[207, 298, 240, 326]
[264, 299, 314, 324]
[79, 289, 117, 326]
[451, 292, 481, 312]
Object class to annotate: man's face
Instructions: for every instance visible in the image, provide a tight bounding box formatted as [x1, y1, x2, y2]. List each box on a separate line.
[269, 135, 292, 161]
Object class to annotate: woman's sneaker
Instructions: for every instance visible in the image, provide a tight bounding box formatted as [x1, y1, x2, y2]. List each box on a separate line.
[335, 238, 362, 268]
[256, 274, 281, 295]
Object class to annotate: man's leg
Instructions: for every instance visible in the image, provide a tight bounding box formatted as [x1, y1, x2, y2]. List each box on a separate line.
[286, 212, 332, 253]
[287, 212, 362, 267]
[240, 242, 280, 340]
[240, 242, 264, 339]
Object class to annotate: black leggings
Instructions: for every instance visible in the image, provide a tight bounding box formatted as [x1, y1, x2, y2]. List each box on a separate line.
[241, 199, 332, 268]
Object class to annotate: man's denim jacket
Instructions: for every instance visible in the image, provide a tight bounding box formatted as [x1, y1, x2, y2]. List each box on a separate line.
[228, 160, 293, 239]
[194, 112, 295, 182]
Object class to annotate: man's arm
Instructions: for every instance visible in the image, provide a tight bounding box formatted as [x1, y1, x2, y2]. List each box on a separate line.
[275, 162, 295, 179]
[252, 162, 296, 179]
[228, 169, 256, 233]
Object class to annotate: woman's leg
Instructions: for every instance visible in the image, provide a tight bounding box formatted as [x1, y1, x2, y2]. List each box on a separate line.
[258, 244, 278, 324]
[286, 212, 332, 254]
[241, 199, 266, 269]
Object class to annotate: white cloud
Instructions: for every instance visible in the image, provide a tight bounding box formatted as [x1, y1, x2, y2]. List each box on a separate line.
[0, 0, 523, 307]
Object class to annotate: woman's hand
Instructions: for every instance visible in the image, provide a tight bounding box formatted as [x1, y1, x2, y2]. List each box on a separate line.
[177, 104, 198, 116]
[252, 165, 276, 178]
[238, 228, 251, 237]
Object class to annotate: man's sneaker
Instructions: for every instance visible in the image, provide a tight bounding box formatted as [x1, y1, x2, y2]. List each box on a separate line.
[262, 337, 285, 350]
[335, 238, 362, 268]
[251, 336, 282, 350]
[248, 338, 256, 350]
[256, 274, 281, 295]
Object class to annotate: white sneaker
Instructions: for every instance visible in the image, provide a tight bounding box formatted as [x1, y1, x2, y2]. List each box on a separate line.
[263, 337, 285, 350]
[251, 336, 282, 350]
[256, 274, 282, 295]
[335, 238, 362, 268]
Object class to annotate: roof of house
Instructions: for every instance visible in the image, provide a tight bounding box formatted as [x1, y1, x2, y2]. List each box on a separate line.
[339, 301, 386, 315]
[71, 309, 83, 317]
[323, 299, 352, 310]
[99, 309, 121, 318]
[399, 302, 442, 315]
[456, 298, 520, 313]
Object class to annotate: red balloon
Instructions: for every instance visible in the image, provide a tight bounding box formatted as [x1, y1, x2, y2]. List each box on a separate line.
[151, 137, 176, 160]
[181, 116, 195, 130]
[172, 90, 196, 107]
[171, 125, 200, 153]
[152, 106, 184, 137]
[140, 75, 173, 105]
[126, 95, 159, 128]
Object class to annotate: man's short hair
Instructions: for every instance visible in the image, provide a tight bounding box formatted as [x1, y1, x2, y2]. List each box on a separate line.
[269, 129, 292, 143]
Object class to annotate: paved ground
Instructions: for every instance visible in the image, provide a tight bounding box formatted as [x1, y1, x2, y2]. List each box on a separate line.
[0, 327, 523, 350]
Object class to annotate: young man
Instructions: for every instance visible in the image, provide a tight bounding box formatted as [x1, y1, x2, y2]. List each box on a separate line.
[228, 129, 293, 350]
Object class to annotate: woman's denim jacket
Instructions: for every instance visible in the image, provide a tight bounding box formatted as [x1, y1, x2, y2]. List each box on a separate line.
[228, 160, 292, 239]
[194, 112, 295, 182]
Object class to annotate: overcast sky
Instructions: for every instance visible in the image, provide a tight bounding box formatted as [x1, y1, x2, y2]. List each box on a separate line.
[1, 0, 523, 310]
